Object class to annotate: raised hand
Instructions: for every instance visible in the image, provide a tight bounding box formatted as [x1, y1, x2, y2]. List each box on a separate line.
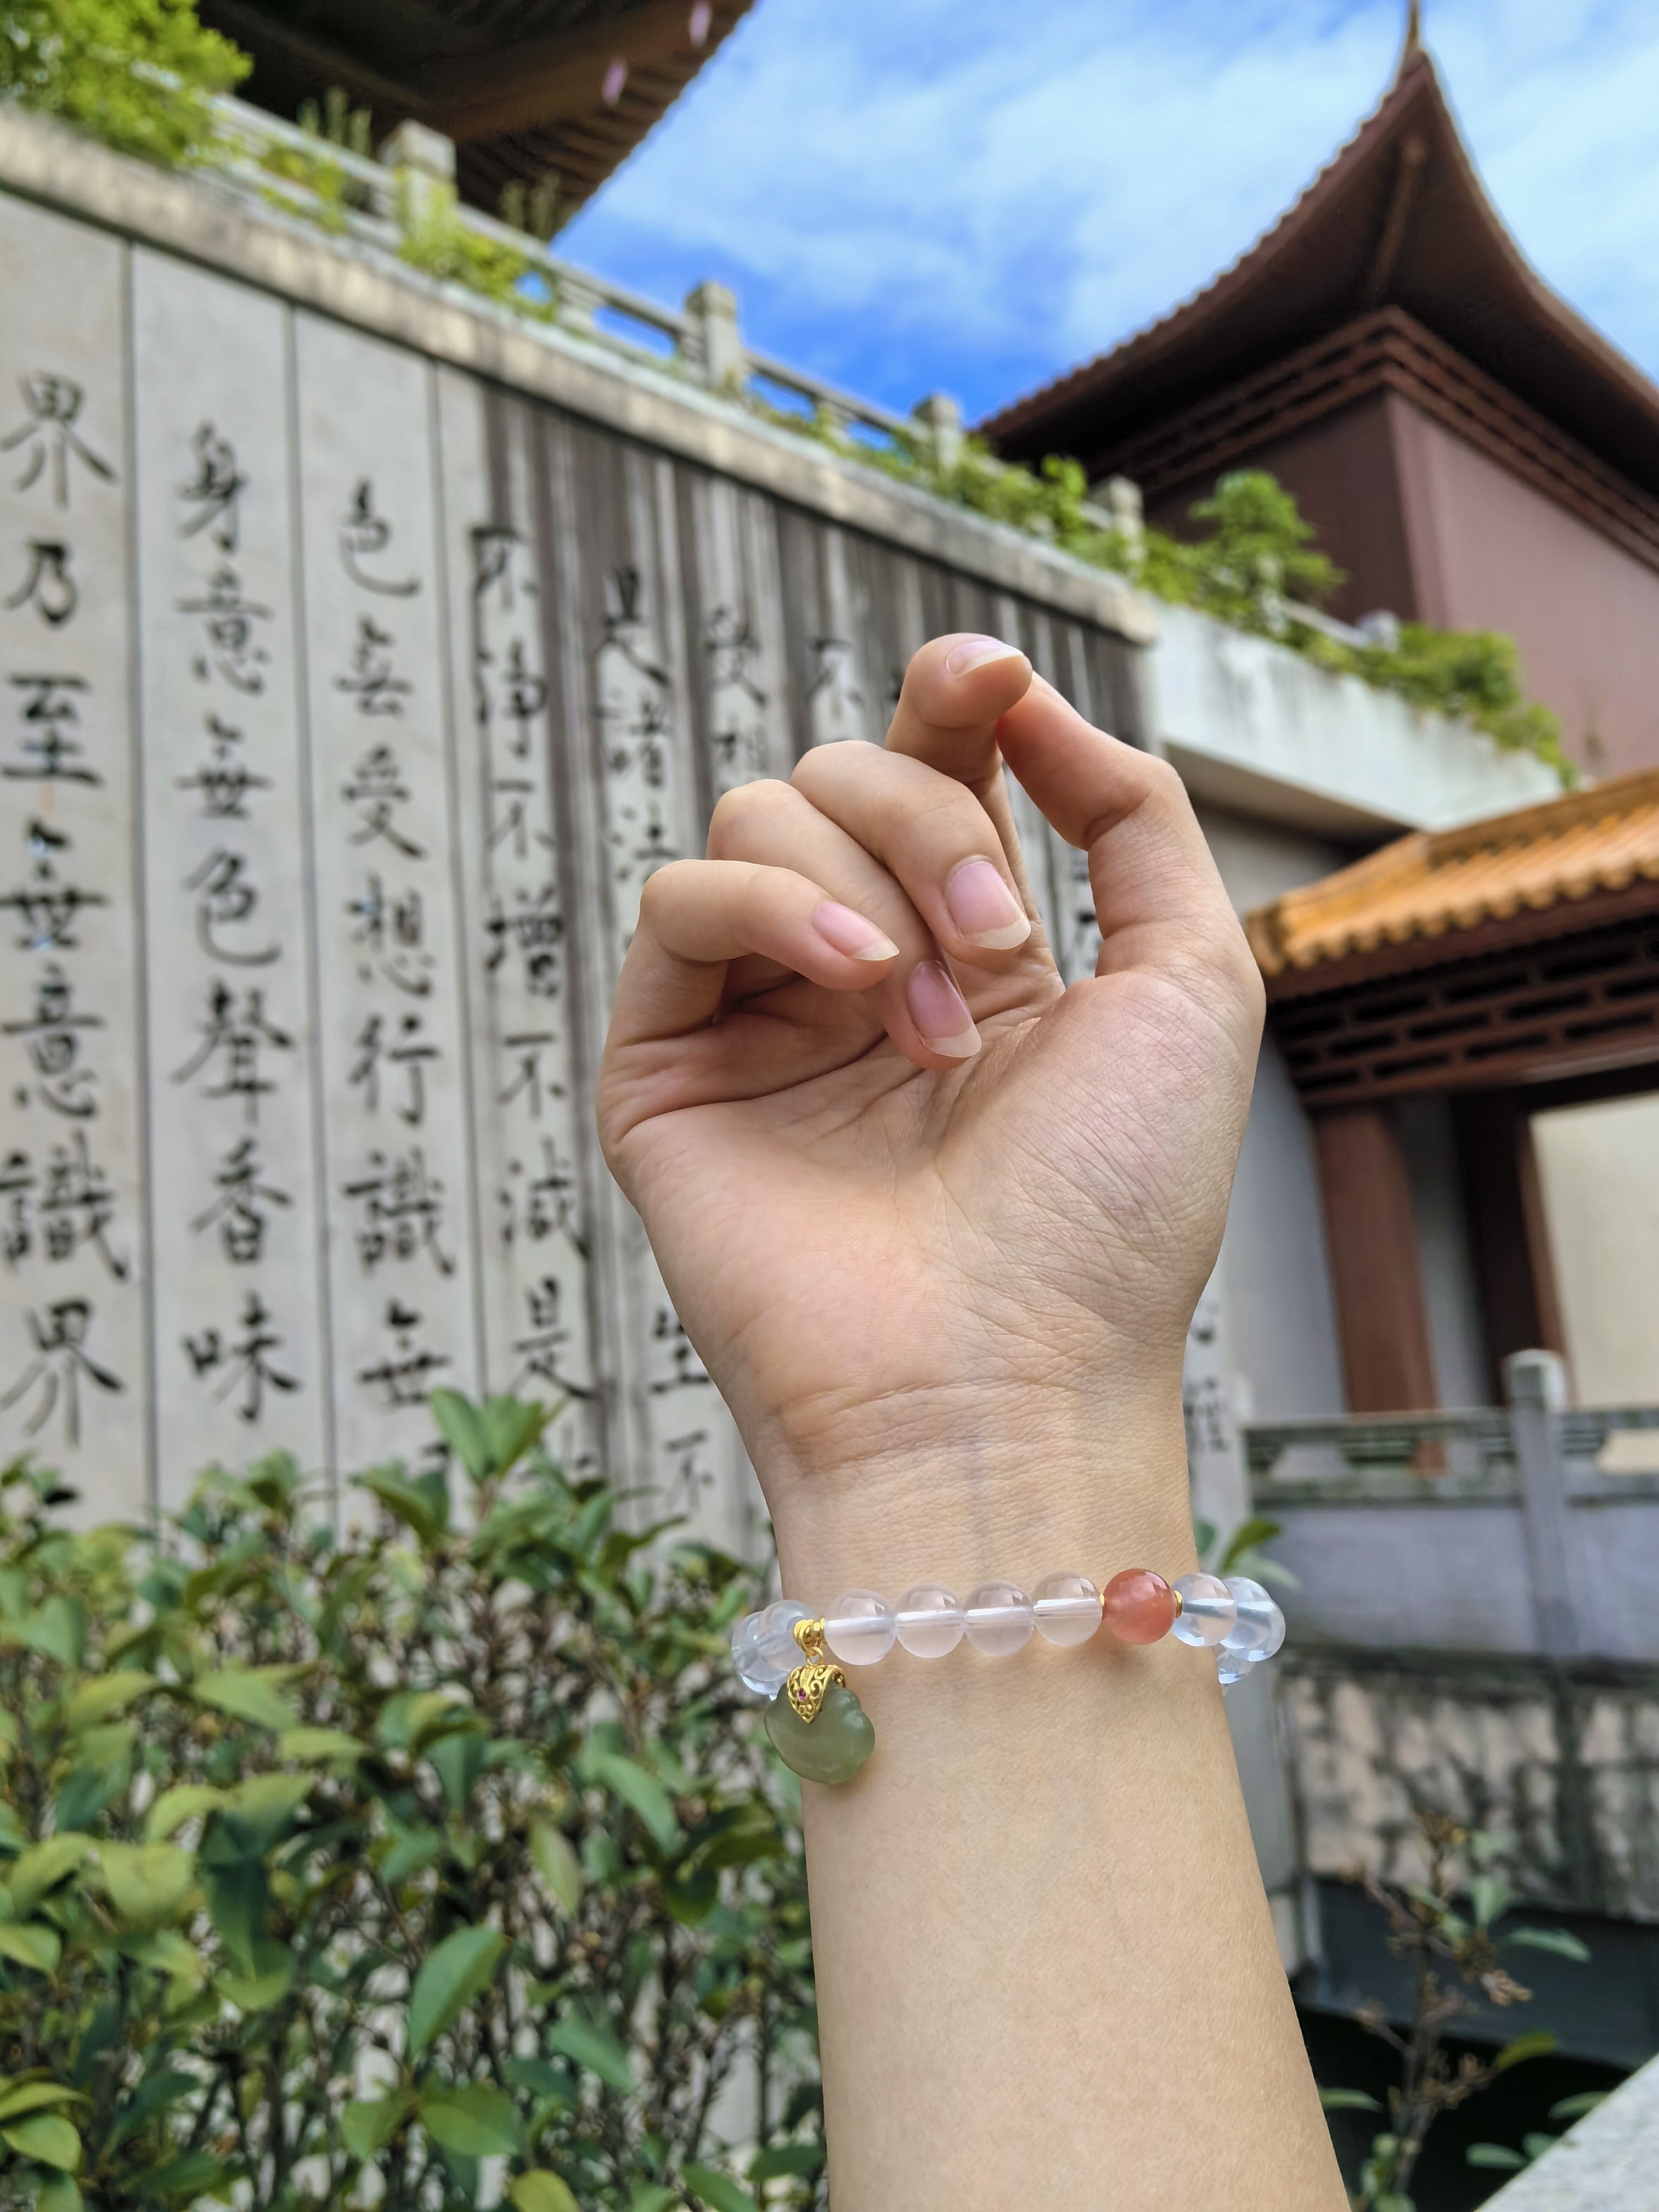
[596, 633, 1264, 1559]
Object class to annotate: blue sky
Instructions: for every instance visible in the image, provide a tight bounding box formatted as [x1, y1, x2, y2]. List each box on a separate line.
[559, 0, 1659, 428]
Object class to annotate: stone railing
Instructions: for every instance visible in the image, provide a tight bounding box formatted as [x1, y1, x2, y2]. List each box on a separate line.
[205, 97, 1146, 538]
[1245, 1351, 1659, 1662]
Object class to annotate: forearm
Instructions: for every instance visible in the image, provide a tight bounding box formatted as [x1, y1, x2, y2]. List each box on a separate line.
[771, 1393, 1346, 2212]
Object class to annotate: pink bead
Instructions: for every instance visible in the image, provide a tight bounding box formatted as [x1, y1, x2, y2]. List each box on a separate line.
[1101, 1569, 1178, 1645]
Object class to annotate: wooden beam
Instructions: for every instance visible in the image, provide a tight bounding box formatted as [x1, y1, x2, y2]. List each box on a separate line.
[198, 0, 425, 115]
[424, 1, 746, 145]
[1313, 1105, 1440, 1412]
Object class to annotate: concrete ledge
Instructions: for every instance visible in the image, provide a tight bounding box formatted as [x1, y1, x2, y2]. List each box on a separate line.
[1482, 2053, 1658, 2210]
[0, 107, 1156, 642]
[1155, 603, 1562, 837]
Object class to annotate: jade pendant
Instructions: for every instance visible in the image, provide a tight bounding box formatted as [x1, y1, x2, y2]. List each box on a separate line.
[764, 1682, 875, 1785]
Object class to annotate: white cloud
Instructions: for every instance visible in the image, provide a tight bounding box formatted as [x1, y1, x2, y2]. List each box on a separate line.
[559, 0, 1659, 422]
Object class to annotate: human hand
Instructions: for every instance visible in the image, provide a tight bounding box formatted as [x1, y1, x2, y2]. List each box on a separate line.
[596, 635, 1264, 1568]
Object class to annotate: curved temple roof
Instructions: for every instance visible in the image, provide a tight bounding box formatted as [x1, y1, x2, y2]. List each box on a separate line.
[981, 44, 1659, 502]
[199, 0, 751, 218]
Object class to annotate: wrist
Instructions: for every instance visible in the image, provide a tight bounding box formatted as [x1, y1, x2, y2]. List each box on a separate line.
[759, 1375, 1196, 1603]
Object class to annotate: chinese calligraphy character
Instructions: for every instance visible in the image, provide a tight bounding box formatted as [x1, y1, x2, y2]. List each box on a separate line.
[495, 639, 548, 759]
[648, 1306, 712, 1395]
[348, 1010, 439, 1126]
[343, 743, 424, 857]
[484, 883, 563, 997]
[0, 1298, 122, 1445]
[705, 604, 768, 778]
[497, 1030, 562, 1120]
[807, 635, 866, 745]
[2, 674, 96, 786]
[340, 480, 419, 597]
[4, 539, 76, 626]
[178, 422, 245, 552]
[0, 1131, 128, 1277]
[347, 873, 431, 995]
[3, 962, 101, 1118]
[662, 1428, 715, 1512]
[183, 1290, 298, 1424]
[1, 375, 114, 507]
[355, 1298, 448, 1408]
[335, 617, 413, 716]
[510, 1274, 589, 1398]
[471, 523, 528, 616]
[485, 775, 550, 862]
[171, 982, 294, 1123]
[177, 567, 271, 693]
[1, 820, 105, 952]
[185, 848, 278, 967]
[500, 1135, 585, 1253]
[190, 1135, 292, 1264]
[175, 714, 270, 820]
[343, 1147, 454, 1275]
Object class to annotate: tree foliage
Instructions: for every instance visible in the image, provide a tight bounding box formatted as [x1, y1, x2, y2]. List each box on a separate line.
[0, 1398, 820, 2210]
[0, 0, 249, 167]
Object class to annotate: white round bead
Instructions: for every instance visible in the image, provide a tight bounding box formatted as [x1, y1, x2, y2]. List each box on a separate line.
[825, 1589, 897, 1666]
[963, 1580, 1035, 1657]
[1170, 1572, 1237, 1648]
[1216, 1643, 1253, 1687]
[734, 1600, 812, 1696]
[895, 1584, 965, 1658]
[1252, 1601, 1286, 1661]
[1221, 1576, 1276, 1656]
[1033, 1572, 1102, 1647]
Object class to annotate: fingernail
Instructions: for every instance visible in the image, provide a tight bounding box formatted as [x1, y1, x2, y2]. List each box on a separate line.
[945, 857, 1030, 950]
[907, 960, 981, 1057]
[945, 633, 1023, 677]
[812, 900, 899, 962]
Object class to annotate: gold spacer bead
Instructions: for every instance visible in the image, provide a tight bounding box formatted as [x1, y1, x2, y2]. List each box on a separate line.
[1171, 1587, 1184, 1618]
[793, 1615, 827, 1661]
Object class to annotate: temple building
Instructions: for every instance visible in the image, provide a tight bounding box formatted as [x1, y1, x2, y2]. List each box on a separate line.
[981, 21, 1659, 779]
[196, 0, 750, 219]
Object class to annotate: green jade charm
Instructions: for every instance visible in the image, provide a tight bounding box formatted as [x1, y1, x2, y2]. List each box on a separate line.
[764, 1619, 875, 1785]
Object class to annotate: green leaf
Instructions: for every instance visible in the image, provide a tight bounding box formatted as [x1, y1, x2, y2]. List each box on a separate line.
[629, 2189, 681, 2212]
[142, 2151, 234, 2202]
[1522, 2133, 1559, 2161]
[341, 2089, 414, 2159]
[590, 1750, 679, 1851]
[530, 1820, 584, 1914]
[191, 1666, 301, 1731]
[37, 2179, 81, 2212]
[279, 1727, 366, 1764]
[355, 1465, 447, 1548]
[61, 1671, 156, 1732]
[546, 2017, 635, 2096]
[748, 2141, 825, 2180]
[13, 1598, 85, 1669]
[97, 1843, 194, 1926]
[419, 2081, 520, 2158]
[1, 2110, 80, 2170]
[1318, 2087, 1382, 2113]
[145, 1785, 228, 1842]
[0, 2083, 83, 2123]
[1493, 2031, 1559, 2073]
[1191, 1516, 1217, 1563]
[683, 2162, 759, 2212]
[1217, 1516, 1283, 1575]
[509, 2175, 581, 2212]
[1471, 1874, 1512, 1930]
[219, 1958, 293, 2011]
[9, 1835, 94, 1917]
[222, 1771, 314, 1850]
[1466, 2144, 1528, 2170]
[407, 1925, 505, 2056]
[0, 1921, 60, 1973]
[1549, 2091, 1607, 2122]
[430, 1391, 494, 1480]
[481, 1394, 551, 1476]
[429, 1728, 488, 1812]
[1507, 1926, 1592, 1962]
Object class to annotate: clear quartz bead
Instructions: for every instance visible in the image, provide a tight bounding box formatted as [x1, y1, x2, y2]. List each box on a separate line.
[825, 1590, 898, 1666]
[733, 1600, 812, 1696]
[1033, 1572, 1103, 1647]
[1252, 1601, 1286, 1661]
[1221, 1576, 1277, 1656]
[1216, 1643, 1253, 1687]
[1170, 1572, 1237, 1647]
[964, 1580, 1035, 1657]
[895, 1584, 965, 1658]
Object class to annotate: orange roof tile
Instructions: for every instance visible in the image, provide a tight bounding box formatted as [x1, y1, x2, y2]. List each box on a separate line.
[1245, 768, 1659, 978]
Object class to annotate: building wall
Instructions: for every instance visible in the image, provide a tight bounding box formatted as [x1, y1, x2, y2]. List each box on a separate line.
[1534, 1095, 1659, 1409]
[1390, 394, 1659, 777]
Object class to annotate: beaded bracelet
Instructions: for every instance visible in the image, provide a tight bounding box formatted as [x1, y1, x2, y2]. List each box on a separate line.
[732, 1570, 1286, 1784]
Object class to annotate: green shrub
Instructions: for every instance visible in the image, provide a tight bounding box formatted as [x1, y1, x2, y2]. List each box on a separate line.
[0, 1395, 820, 2210]
[0, 0, 248, 168]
